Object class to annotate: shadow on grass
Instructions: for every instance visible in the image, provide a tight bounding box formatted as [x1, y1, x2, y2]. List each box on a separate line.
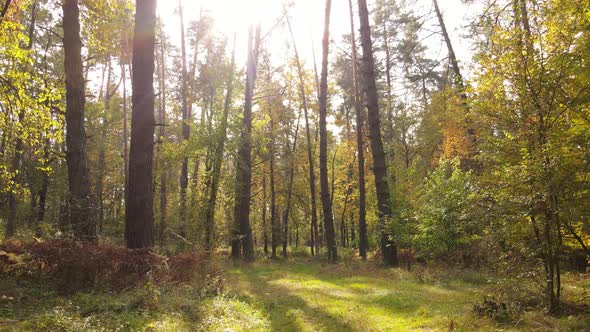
[229, 263, 356, 331]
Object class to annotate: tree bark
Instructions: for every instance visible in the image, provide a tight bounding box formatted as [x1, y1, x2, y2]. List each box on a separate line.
[157, 19, 167, 246]
[348, 0, 368, 259]
[319, 0, 337, 262]
[357, 0, 398, 266]
[262, 170, 269, 255]
[432, 0, 465, 96]
[270, 117, 279, 258]
[63, 0, 94, 241]
[231, 25, 260, 261]
[178, 0, 190, 237]
[125, 0, 156, 249]
[0, 0, 11, 22]
[282, 110, 301, 258]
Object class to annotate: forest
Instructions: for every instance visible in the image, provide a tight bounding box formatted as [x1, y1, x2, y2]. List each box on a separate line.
[0, 0, 589, 330]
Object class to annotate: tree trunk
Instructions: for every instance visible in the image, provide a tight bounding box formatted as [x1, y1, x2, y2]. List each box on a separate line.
[262, 171, 269, 255]
[125, 0, 156, 249]
[348, 0, 368, 259]
[357, 0, 398, 266]
[204, 35, 236, 249]
[178, 0, 190, 237]
[231, 25, 260, 261]
[432, 0, 465, 96]
[319, 0, 337, 263]
[97, 60, 112, 234]
[62, 0, 94, 241]
[157, 20, 167, 246]
[282, 102, 301, 258]
[0, 0, 11, 22]
[284, 9, 320, 257]
[269, 117, 279, 258]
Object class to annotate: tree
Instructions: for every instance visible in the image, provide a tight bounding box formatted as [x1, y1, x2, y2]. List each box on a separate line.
[318, 0, 337, 262]
[348, 0, 368, 259]
[62, 0, 94, 241]
[357, 0, 398, 266]
[284, 8, 320, 256]
[231, 25, 260, 261]
[203, 35, 236, 249]
[178, 0, 190, 237]
[125, 0, 156, 249]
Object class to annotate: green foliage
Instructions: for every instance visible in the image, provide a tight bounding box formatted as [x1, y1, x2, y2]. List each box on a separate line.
[414, 158, 479, 257]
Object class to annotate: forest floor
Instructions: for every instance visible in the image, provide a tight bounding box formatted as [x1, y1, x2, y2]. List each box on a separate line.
[1, 253, 589, 331]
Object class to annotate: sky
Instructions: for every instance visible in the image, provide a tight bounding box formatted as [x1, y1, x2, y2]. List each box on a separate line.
[152, 0, 482, 138]
[157, 0, 481, 73]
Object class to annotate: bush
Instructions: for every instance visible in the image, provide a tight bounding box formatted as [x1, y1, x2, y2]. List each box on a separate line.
[0, 240, 223, 294]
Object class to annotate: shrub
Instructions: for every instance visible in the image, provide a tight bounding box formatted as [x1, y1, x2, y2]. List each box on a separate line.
[0, 240, 223, 294]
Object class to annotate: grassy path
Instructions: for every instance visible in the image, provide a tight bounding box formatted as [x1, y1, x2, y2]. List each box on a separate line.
[2, 256, 588, 331]
[214, 258, 490, 331]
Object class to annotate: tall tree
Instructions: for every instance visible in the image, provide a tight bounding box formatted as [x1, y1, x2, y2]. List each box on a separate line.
[125, 0, 156, 249]
[203, 35, 236, 249]
[284, 8, 320, 256]
[357, 0, 398, 266]
[62, 0, 94, 241]
[178, 0, 190, 237]
[348, 0, 368, 259]
[432, 0, 465, 97]
[157, 19, 167, 245]
[319, 0, 337, 262]
[231, 25, 260, 261]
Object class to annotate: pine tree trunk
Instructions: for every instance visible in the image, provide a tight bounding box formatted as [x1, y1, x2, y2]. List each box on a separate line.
[432, 0, 465, 96]
[231, 25, 260, 261]
[270, 117, 279, 258]
[319, 0, 337, 263]
[357, 0, 398, 266]
[348, 0, 368, 259]
[178, 0, 190, 237]
[282, 102, 301, 258]
[125, 0, 156, 249]
[157, 20, 167, 246]
[262, 171, 269, 255]
[284, 10, 319, 257]
[62, 0, 94, 241]
[97, 60, 112, 234]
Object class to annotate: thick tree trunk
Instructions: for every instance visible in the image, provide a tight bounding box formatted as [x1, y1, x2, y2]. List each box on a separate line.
[319, 0, 337, 263]
[231, 25, 260, 261]
[178, 0, 190, 237]
[125, 0, 156, 249]
[348, 0, 368, 259]
[62, 0, 94, 241]
[357, 0, 398, 266]
[204, 35, 236, 249]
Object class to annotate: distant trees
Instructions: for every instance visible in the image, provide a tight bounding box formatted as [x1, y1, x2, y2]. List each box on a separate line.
[125, 0, 156, 249]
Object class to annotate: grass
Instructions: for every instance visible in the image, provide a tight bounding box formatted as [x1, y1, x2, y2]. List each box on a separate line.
[0, 254, 588, 331]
